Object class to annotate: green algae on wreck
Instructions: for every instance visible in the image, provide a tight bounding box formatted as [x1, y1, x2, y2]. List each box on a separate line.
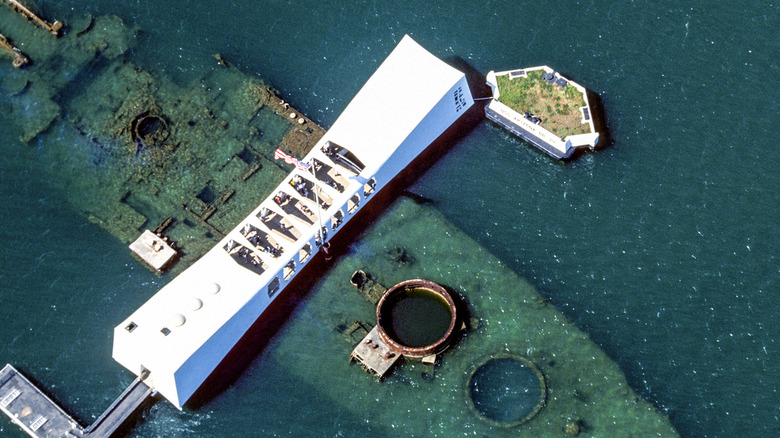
[0, 6, 676, 435]
[264, 198, 679, 437]
[0, 8, 323, 271]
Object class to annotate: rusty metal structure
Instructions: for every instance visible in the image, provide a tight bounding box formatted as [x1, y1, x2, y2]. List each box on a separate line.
[375, 279, 458, 358]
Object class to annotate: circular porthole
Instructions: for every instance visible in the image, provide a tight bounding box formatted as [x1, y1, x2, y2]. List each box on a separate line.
[169, 313, 186, 327]
[206, 282, 221, 295]
[187, 298, 203, 311]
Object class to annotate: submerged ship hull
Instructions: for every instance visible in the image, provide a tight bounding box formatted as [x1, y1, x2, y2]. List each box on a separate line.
[112, 35, 475, 409]
[188, 99, 485, 406]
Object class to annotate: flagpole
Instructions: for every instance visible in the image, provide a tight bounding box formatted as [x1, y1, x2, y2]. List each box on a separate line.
[274, 148, 327, 251]
[309, 159, 325, 246]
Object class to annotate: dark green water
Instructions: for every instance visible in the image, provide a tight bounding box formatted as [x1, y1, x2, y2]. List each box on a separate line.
[384, 288, 452, 348]
[1, 1, 777, 437]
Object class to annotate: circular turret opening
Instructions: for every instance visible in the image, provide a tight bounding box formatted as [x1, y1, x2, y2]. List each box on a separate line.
[376, 279, 457, 358]
[131, 112, 169, 147]
[467, 354, 546, 427]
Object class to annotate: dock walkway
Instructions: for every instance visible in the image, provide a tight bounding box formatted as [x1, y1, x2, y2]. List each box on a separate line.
[0, 364, 154, 438]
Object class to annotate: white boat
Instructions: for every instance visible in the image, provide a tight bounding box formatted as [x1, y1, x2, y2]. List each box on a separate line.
[112, 35, 475, 409]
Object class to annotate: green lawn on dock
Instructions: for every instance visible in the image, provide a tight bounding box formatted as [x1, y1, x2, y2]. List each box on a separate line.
[496, 71, 590, 139]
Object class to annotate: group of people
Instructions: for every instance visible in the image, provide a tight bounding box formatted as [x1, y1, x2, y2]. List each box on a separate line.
[258, 243, 282, 258]
[241, 248, 277, 268]
[274, 190, 316, 218]
[325, 178, 342, 191]
[245, 230, 283, 258]
[321, 143, 336, 158]
[273, 192, 290, 205]
[291, 176, 309, 197]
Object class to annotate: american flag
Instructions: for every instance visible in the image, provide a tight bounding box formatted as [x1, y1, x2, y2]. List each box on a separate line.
[274, 148, 311, 171]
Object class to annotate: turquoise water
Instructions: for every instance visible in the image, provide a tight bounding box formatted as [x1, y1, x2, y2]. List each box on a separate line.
[1, 1, 777, 437]
[468, 357, 544, 425]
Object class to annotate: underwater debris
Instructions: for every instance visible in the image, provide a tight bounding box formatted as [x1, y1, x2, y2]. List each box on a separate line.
[564, 419, 586, 435]
[467, 353, 547, 428]
[350, 270, 386, 305]
[130, 111, 170, 150]
[386, 245, 414, 265]
[1, 8, 325, 272]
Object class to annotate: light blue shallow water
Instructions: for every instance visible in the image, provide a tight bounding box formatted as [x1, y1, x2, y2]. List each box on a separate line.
[1, 1, 778, 437]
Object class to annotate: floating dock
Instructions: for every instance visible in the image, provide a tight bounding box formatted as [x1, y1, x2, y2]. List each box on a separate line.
[485, 66, 600, 159]
[0, 364, 154, 438]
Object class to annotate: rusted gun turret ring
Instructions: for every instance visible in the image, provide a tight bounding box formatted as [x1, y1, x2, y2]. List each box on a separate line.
[375, 279, 458, 358]
[131, 112, 170, 147]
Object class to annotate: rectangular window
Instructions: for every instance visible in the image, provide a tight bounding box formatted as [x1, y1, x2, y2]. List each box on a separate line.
[0, 388, 21, 408]
[30, 415, 48, 431]
[299, 243, 312, 263]
[268, 277, 280, 298]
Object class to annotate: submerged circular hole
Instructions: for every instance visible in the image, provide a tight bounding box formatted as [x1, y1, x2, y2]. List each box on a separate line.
[383, 288, 453, 348]
[137, 116, 164, 137]
[467, 355, 546, 427]
[132, 113, 169, 146]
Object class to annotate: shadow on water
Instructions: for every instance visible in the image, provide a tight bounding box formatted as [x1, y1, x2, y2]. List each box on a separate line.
[187, 94, 487, 411]
[560, 88, 611, 161]
[586, 89, 612, 151]
[400, 189, 436, 205]
[184, 241, 339, 410]
[190, 359, 398, 438]
[445, 56, 493, 100]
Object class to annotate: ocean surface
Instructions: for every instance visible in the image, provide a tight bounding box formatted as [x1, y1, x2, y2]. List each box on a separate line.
[1, 1, 777, 437]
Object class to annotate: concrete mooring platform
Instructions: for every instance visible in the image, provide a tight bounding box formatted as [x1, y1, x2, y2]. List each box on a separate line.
[129, 230, 178, 272]
[350, 326, 401, 379]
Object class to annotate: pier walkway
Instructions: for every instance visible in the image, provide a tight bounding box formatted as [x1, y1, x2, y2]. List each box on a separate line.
[0, 364, 155, 438]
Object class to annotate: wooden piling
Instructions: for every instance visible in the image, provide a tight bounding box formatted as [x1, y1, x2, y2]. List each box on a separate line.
[3, 0, 63, 36]
[0, 32, 29, 68]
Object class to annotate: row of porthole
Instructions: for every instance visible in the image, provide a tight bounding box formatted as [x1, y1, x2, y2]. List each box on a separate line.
[268, 186, 365, 294]
[159, 177, 373, 333]
[164, 282, 221, 332]
[168, 178, 376, 330]
[320, 178, 374, 236]
[335, 177, 375, 226]
[162, 177, 378, 331]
